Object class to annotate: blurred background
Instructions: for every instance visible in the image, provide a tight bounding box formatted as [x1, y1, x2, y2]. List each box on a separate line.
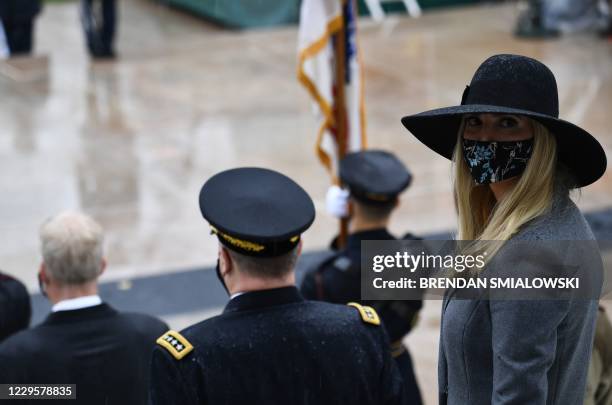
[1, 0, 611, 402]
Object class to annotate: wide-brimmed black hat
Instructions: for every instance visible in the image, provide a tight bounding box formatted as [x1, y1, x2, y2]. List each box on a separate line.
[401, 54, 606, 188]
[199, 167, 315, 257]
[340, 150, 412, 204]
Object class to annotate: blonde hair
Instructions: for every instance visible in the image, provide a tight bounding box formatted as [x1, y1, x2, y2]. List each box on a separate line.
[453, 118, 557, 268]
[40, 211, 104, 284]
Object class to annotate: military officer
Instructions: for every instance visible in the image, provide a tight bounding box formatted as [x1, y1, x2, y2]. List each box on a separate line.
[0, 272, 31, 342]
[149, 167, 407, 405]
[0, 212, 168, 405]
[300, 150, 424, 405]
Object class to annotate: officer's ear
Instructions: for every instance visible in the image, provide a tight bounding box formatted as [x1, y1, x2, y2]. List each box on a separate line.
[219, 246, 233, 276]
[297, 240, 303, 257]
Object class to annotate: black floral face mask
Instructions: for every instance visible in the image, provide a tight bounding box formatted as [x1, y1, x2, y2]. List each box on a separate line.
[462, 138, 534, 184]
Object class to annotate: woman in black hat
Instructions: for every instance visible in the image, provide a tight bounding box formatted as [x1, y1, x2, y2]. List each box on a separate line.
[402, 54, 607, 404]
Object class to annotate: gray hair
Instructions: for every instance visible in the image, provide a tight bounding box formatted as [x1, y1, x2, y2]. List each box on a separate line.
[39, 211, 104, 285]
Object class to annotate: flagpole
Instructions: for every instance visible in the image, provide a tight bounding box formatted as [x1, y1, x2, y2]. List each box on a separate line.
[335, 0, 349, 249]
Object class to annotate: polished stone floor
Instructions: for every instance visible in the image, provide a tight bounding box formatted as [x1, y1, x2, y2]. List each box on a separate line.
[2, 0, 610, 286]
[1, 2, 611, 403]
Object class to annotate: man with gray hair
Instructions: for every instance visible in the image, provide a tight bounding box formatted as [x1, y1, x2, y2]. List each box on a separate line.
[0, 211, 168, 405]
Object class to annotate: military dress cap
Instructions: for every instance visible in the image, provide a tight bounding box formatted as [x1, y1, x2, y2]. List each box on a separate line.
[340, 150, 412, 204]
[199, 167, 315, 257]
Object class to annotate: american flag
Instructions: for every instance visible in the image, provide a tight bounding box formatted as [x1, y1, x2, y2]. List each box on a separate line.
[298, 0, 367, 180]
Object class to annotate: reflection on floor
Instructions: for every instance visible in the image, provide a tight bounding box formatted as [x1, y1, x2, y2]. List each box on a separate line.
[1, 2, 611, 403]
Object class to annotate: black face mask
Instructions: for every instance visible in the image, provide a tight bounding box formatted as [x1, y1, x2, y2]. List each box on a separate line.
[38, 273, 48, 298]
[462, 138, 534, 185]
[215, 259, 229, 296]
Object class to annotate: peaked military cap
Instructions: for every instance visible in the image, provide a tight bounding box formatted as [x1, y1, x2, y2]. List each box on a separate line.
[340, 150, 412, 204]
[199, 167, 315, 257]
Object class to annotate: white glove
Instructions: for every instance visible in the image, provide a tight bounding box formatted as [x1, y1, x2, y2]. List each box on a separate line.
[326, 185, 350, 218]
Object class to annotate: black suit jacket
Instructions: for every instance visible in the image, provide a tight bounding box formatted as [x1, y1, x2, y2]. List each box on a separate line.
[0, 303, 168, 405]
[0, 272, 31, 342]
[149, 286, 406, 405]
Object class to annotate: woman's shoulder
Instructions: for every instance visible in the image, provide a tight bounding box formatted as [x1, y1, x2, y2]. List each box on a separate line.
[514, 191, 595, 241]
[492, 193, 601, 296]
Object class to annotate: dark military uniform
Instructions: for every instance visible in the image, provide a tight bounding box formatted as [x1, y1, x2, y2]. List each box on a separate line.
[0, 0, 42, 55]
[301, 150, 424, 405]
[301, 230, 424, 405]
[0, 303, 168, 405]
[0, 272, 31, 342]
[150, 287, 406, 405]
[80, 0, 116, 58]
[150, 167, 407, 405]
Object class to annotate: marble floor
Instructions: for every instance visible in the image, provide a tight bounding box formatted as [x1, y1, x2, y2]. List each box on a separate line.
[1, 2, 611, 403]
[1, 0, 610, 287]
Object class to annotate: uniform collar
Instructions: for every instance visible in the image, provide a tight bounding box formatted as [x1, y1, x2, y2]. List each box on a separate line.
[346, 228, 394, 251]
[223, 286, 303, 314]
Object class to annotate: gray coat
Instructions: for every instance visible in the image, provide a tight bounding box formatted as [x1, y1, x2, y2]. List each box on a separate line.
[439, 189, 601, 405]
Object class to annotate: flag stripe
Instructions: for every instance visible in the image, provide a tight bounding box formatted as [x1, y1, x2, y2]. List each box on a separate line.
[298, 0, 366, 178]
[297, 15, 343, 121]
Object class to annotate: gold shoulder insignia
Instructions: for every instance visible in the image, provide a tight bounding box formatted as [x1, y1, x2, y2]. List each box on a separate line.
[347, 302, 380, 326]
[156, 330, 194, 360]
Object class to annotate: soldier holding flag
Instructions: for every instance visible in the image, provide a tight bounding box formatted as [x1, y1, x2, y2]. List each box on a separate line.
[298, 2, 424, 402]
[300, 150, 425, 405]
